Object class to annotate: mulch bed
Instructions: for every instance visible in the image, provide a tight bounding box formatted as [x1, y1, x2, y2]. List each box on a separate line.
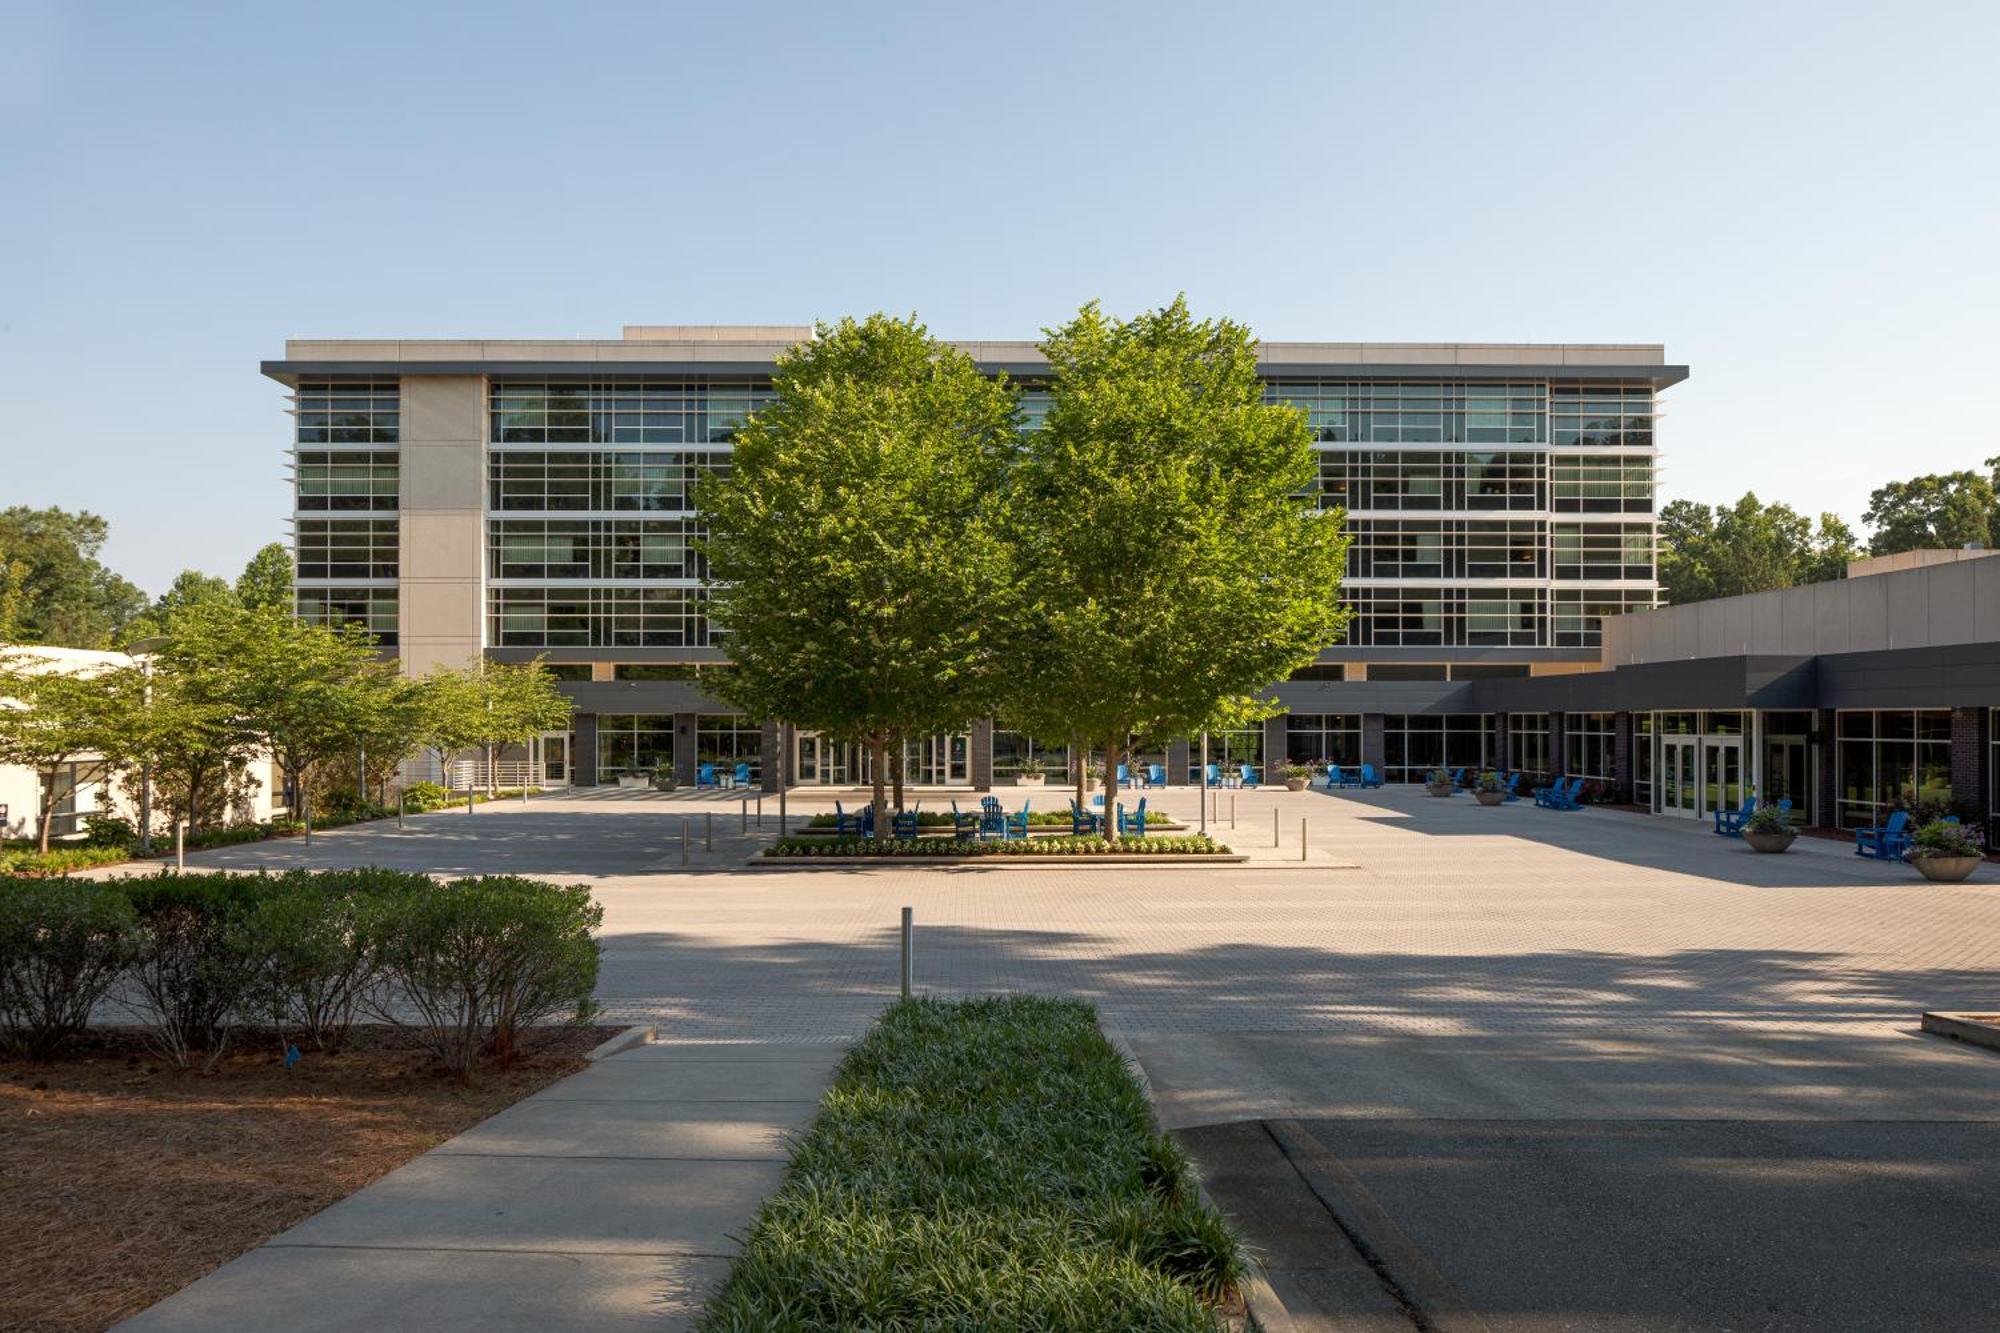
[0, 1023, 620, 1333]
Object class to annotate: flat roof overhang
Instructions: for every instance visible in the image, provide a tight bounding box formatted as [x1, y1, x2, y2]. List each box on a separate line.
[261, 360, 1689, 389]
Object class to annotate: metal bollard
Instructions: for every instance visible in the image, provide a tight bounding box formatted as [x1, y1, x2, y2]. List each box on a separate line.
[398, 793, 406, 830]
[757, 797, 763, 828]
[900, 906, 914, 1000]
[741, 798, 748, 832]
[1230, 793, 1236, 827]
[522, 783, 529, 806]
[1301, 817, 1308, 862]
[175, 822, 185, 872]
[705, 811, 713, 852]
[466, 791, 475, 815]
[1273, 807, 1280, 847]
[681, 817, 689, 865]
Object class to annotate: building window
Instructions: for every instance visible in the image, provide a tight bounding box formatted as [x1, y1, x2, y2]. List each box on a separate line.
[488, 519, 702, 580]
[296, 519, 398, 580]
[490, 381, 775, 445]
[1285, 714, 1361, 768]
[1565, 712, 1616, 783]
[296, 379, 398, 444]
[1550, 588, 1654, 648]
[695, 715, 761, 779]
[1552, 523, 1654, 581]
[1319, 451, 1545, 514]
[1269, 382, 1545, 444]
[1551, 384, 1653, 447]
[992, 729, 1066, 782]
[1634, 713, 1654, 807]
[1187, 729, 1263, 783]
[1509, 714, 1551, 778]
[1836, 709, 1951, 829]
[1288, 663, 1346, 682]
[1552, 455, 1654, 513]
[488, 450, 729, 513]
[1347, 519, 1545, 580]
[295, 587, 397, 646]
[296, 451, 399, 511]
[1383, 714, 1489, 784]
[489, 586, 712, 648]
[598, 715, 674, 781]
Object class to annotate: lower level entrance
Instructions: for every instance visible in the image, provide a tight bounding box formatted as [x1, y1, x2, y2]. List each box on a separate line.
[793, 732, 971, 785]
[1659, 735, 1744, 821]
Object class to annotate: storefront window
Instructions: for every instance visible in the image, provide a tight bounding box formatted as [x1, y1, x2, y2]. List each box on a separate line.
[1836, 709, 1951, 828]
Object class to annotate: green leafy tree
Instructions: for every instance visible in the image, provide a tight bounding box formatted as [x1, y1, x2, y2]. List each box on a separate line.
[698, 314, 1017, 839]
[122, 570, 240, 643]
[1003, 298, 1350, 837]
[227, 609, 403, 839]
[1657, 492, 1858, 605]
[0, 651, 146, 852]
[1863, 468, 1997, 555]
[234, 542, 295, 612]
[0, 507, 147, 648]
[138, 603, 267, 833]
[414, 661, 571, 798]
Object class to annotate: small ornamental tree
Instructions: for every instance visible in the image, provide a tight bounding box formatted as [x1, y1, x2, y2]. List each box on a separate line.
[1003, 298, 1351, 838]
[415, 660, 571, 797]
[0, 651, 144, 851]
[698, 315, 1016, 840]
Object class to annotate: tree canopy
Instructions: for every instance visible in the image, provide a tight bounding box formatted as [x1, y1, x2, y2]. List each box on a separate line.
[234, 542, 295, 612]
[0, 507, 147, 649]
[1657, 493, 1858, 605]
[0, 650, 146, 851]
[1862, 462, 2000, 555]
[1002, 298, 1350, 831]
[697, 314, 1018, 835]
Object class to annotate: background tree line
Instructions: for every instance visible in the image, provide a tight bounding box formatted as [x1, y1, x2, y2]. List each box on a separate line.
[1657, 457, 2000, 605]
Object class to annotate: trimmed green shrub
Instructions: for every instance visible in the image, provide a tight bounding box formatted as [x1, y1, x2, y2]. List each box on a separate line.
[246, 869, 424, 1051]
[1910, 818, 1984, 859]
[699, 997, 1243, 1331]
[0, 878, 138, 1059]
[400, 781, 453, 813]
[369, 876, 603, 1078]
[0, 844, 132, 875]
[81, 814, 137, 848]
[120, 873, 270, 1069]
[181, 824, 274, 852]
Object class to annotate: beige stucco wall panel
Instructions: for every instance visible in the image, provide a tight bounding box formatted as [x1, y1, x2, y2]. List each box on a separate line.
[401, 375, 485, 442]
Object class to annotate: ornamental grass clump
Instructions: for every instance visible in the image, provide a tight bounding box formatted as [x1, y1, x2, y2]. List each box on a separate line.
[699, 997, 1245, 1331]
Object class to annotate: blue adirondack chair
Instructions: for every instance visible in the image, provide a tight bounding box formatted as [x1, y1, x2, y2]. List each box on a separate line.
[1359, 763, 1384, 789]
[1144, 763, 1167, 788]
[892, 803, 922, 839]
[1855, 809, 1913, 860]
[978, 795, 1009, 840]
[1531, 773, 1566, 802]
[1324, 765, 1347, 788]
[1117, 797, 1149, 838]
[1535, 776, 1584, 810]
[1499, 771, 1524, 802]
[1116, 763, 1130, 785]
[1713, 796, 1756, 835]
[696, 762, 717, 789]
[1069, 798, 1102, 836]
[1004, 799, 1031, 840]
[948, 800, 979, 840]
[1204, 762, 1225, 788]
[732, 762, 752, 787]
[1239, 763, 1260, 787]
[1450, 767, 1467, 790]
[833, 800, 865, 836]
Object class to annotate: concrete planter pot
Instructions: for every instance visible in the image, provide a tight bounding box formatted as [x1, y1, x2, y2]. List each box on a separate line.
[1475, 790, 1505, 806]
[1911, 854, 1982, 883]
[1013, 774, 1046, 787]
[1742, 829, 1796, 854]
[1425, 782, 1453, 798]
[1285, 778, 1308, 792]
[616, 774, 650, 790]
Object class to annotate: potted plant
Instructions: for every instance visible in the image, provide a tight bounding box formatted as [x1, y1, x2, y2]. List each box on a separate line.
[1906, 818, 1984, 882]
[1014, 757, 1048, 788]
[1474, 770, 1506, 806]
[649, 768, 679, 792]
[1282, 763, 1312, 792]
[1741, 802, 1796, 853]
[1424, 768, 1454, 798]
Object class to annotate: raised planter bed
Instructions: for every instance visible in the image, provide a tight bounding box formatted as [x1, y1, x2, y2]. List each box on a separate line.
[1921, 1011, 2000, 1054]
[753, 833, 1243, 867]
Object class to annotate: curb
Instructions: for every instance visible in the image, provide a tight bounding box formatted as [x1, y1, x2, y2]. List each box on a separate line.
[585, 1023, 656, 1061]
[1921, 1010, 2000, 1054]
[1099, 1019, 1287, 1333]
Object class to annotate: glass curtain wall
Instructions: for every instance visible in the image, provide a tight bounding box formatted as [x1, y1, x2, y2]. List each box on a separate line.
[598, 715, 674, 781]
[1564, 713, 1617, 784]
[1383, 715, 1489, 784]
[1836, 710, 1951, 828]
[695, 716, 762, 779]
[1508, 714, 1551, 779]
[1285, 714, 1362, 769]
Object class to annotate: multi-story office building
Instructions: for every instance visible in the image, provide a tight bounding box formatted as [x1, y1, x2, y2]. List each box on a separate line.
[270, 326, 1680, 795]
[269, 326, 2000, 834]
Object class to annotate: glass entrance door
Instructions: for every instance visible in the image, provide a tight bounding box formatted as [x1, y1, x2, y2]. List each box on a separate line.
[539, 732, 570, 787]
[1763, 736, 1809, 821]
[1660, 738, 1699, 817]
[1702, 739, 1744, 819]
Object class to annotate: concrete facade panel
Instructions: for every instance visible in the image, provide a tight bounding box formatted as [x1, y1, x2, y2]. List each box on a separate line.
[400, 375, 485, 443]
[1924, 560, 1977, 645]
[1886, 571, 1929, 648]
[1976, 560, 2000, 643]
[1844, 576, 1890, 651]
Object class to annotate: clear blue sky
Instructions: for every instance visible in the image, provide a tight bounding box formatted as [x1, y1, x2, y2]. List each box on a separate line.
[4, 1, 1996, 594]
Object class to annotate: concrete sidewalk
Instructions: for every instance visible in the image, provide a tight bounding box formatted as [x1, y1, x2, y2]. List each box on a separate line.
[117, 1041, 843, 1332]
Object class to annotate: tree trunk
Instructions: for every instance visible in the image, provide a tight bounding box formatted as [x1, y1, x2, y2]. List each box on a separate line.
[37, 769, 56, 854]
[1071, 735, 1087, 812]
[301, 781, 313, 846]
[1102, 738, 1124, 844]
[869, 734, 889, 843]
[891, 731, 905, 812]
[487, 744, 497, 798]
